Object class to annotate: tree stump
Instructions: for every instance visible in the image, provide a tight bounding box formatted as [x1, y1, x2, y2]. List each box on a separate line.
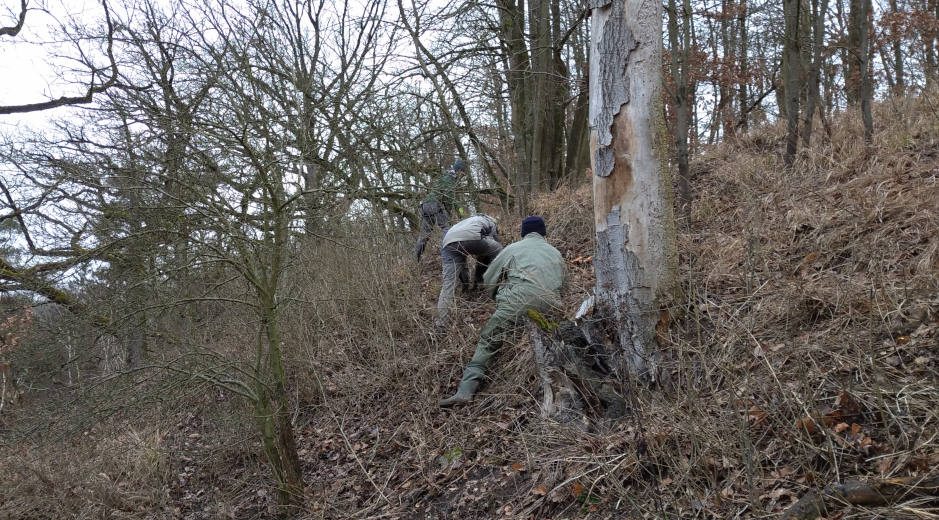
[527, 313, 627, 430]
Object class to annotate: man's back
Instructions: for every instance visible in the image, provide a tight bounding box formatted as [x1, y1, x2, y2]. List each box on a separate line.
[425, 171, 458, 212]
[484, 233, 567, 306]
[443, 215, 497, 246]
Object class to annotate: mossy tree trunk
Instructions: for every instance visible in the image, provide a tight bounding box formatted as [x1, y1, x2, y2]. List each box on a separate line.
[236, 152, 305, 509]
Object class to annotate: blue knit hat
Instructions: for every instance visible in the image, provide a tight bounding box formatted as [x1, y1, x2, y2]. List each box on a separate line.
[453, 158, 465, 172]
[521, 216, 547, 237]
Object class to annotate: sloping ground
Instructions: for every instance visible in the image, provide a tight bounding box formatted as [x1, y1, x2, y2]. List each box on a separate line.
[3, 94, 939, 520]
[277, 94, 939, 519]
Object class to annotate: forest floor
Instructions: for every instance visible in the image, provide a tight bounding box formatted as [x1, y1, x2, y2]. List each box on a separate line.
[4, 95, 939, 519]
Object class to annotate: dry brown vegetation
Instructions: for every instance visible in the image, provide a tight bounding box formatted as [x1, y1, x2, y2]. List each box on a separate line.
[4, 93, 939, 519]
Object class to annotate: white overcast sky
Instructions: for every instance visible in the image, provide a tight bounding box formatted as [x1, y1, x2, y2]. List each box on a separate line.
[1, 0, 104, 127]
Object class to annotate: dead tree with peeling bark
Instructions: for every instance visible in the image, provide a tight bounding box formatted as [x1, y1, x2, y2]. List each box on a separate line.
[587, 0, 680, 382]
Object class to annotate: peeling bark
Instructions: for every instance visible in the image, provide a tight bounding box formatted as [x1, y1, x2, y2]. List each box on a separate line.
[588, 0, 636, 163]
[588, 0, 679, 380]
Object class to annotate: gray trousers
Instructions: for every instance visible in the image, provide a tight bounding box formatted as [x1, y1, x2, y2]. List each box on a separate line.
[413, 202, 450, 261]
[436, 238, 503, 326]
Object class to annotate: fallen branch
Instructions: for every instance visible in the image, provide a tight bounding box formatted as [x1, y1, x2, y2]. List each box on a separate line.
[781, 475, 939, 520]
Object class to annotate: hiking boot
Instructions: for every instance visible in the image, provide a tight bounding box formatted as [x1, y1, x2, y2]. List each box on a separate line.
[433, 316, 448, 336]
[439, 381, 479, 408]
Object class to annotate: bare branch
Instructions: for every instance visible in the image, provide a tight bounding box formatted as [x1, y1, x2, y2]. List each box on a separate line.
[0, 0, 26, 37]
[0, 0, 118, 115]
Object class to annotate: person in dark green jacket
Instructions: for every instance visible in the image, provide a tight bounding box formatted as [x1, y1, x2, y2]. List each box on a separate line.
[440, 216, 569, 408]
[413, 159, 464, 262]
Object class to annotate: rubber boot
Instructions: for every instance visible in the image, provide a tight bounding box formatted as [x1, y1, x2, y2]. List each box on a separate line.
[439, 380, 479, 408]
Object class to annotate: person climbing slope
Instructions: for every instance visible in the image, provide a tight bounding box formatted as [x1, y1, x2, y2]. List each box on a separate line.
[413, 159, 465, 262]
[435, 214, 503, 329]
[439, 216, 568, 408]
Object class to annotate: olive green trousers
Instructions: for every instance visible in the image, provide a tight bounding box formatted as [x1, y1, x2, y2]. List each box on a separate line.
[458, 297, 555, 385]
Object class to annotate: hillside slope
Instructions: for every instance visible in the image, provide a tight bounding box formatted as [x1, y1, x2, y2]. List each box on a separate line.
[3, 95, 939, 520]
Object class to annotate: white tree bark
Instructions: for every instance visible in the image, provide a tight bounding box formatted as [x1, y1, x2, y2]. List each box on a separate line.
[588, 0, 679, 380]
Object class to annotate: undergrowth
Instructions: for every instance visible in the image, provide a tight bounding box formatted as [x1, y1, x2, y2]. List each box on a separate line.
[3, 93, 939, 519]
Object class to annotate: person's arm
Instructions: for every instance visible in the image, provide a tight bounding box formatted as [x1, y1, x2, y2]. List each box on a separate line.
[480, 217, 498, 241]
[483, 248, 509, 299]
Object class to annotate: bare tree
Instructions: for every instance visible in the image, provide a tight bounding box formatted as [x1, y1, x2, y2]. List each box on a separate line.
[0, 0, 408, 507]
[0, 0, 119, 115]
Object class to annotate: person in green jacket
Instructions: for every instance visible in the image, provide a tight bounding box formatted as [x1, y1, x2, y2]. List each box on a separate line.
[413, 159, 464, 262]
[439, 216, 569, 408]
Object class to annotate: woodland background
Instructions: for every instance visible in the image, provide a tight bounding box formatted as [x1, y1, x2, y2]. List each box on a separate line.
[2, 0, 939, 518]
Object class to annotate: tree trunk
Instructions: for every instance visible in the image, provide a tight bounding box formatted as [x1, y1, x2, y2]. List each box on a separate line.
[859, 0, 873, 143]
[565, 75, 591, 186]
[802, 0, 828, 148]
[528, 0, 548, 194]
[667, 0, 692, 221]
[926, 0, 938, 87]
[254, 267, 304, 508]
[124, 329, 144, 368]
[496, 0, 533, 213]
[547, 0, 567, 188]
[588, 0, 679, 380]
[737, 0, 749, 134]
[784, 0, 802, 169]
[889, 0, 904, 94]
[846, 0, 863, 104]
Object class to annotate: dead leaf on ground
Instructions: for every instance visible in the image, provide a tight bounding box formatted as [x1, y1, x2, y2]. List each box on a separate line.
[797, 415, 835, 435]
[760, 487, 793, 500]
[828, 391, 862, 425]
[571, 483, 584, 497]
[876, 457, 893, 474]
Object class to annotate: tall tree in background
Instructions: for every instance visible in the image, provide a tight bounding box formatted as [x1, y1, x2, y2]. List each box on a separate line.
[846, 0, 864, 104]
[783, 0, 803, 168]
[802, 0, 831, 147]
[492, 0, 574, 207]
[588, 0, 679, 379]
[666, 0, 695, 218]
[859, 0, 874, 141]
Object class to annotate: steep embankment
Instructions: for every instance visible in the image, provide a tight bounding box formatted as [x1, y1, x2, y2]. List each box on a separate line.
[279, 94, 939, 519]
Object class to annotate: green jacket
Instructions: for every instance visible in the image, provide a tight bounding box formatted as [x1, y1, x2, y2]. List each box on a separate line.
[483, 233, 569, 310]
[424, 171, 459, 215]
